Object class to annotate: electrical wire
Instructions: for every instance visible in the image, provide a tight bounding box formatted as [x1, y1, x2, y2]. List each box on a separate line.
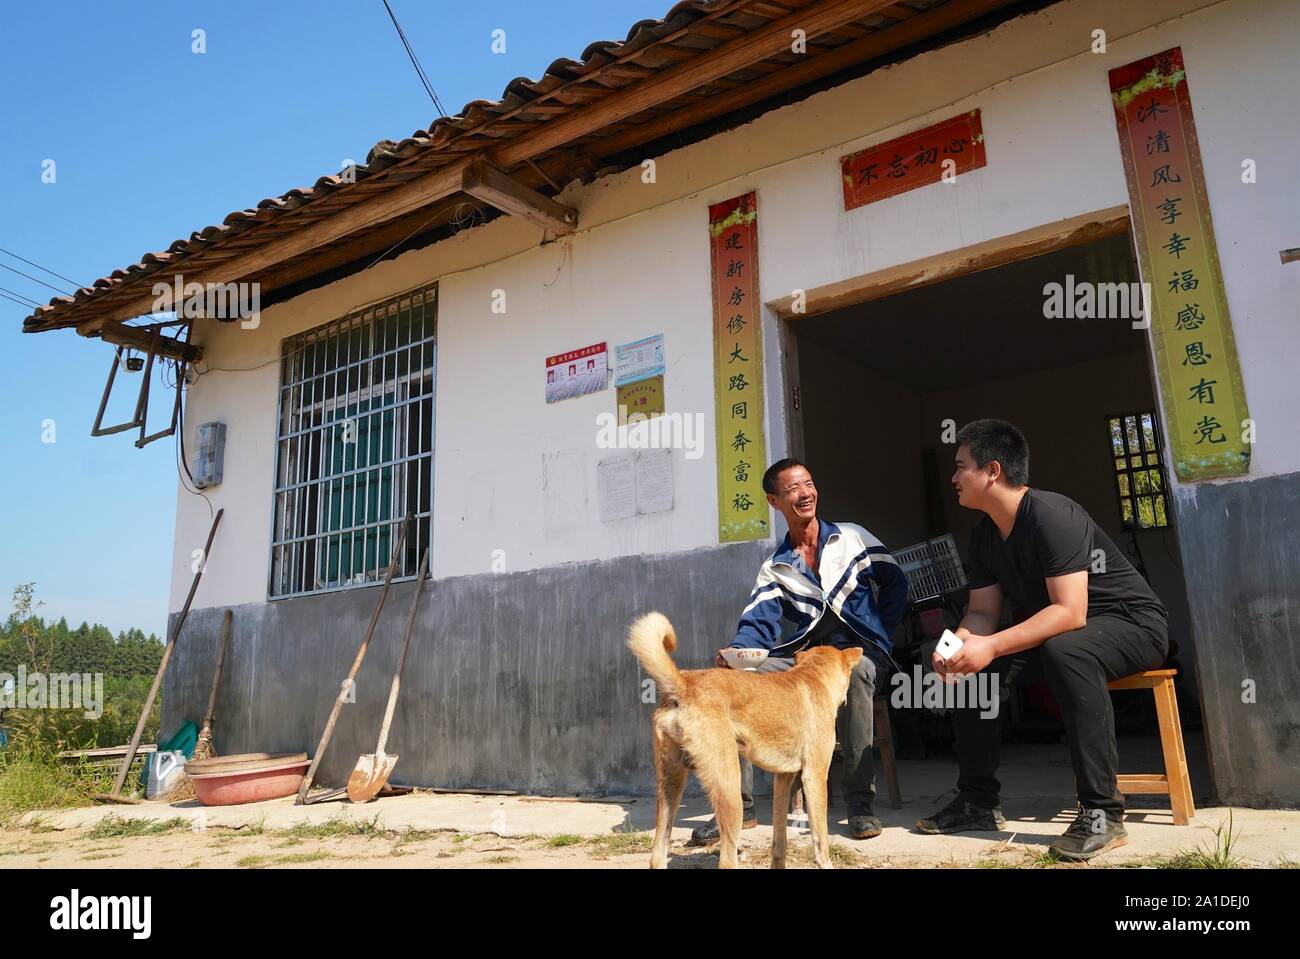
[0, 287, 41, 308]
[381, 0, 447, 117]
[0, 261, 73, 295]
[0, 246, 85, 289]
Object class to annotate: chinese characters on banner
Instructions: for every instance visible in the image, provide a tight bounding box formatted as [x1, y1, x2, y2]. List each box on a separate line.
[709, 193, 769, 543]
[1109, 48, 1250, 480]
[841, 110, 986, 210]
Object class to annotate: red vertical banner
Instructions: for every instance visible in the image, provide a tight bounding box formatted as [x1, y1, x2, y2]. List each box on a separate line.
[1109, 48, 1250, 480]
[709, 192, 769, 543]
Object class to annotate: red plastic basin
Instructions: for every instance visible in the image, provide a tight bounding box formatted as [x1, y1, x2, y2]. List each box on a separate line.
[185, 752, 310, 806]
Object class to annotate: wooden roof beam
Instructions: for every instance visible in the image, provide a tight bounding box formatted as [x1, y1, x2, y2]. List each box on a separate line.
[590, 0, 1023, 160]
[461, 159, 578, 235]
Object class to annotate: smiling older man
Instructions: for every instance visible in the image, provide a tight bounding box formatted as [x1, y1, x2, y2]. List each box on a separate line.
[687, 458, 909, 845]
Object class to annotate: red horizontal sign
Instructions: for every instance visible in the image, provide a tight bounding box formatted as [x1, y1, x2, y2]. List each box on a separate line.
[546, 342, 605, 368]
[841, 110, 986, 210]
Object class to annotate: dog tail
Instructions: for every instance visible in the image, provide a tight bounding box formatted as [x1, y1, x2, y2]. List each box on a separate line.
[626, 611, 682, 701]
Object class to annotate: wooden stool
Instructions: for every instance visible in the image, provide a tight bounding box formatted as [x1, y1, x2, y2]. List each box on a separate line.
[1107, 668, 1195, 825]
[792, 696, 901, 814]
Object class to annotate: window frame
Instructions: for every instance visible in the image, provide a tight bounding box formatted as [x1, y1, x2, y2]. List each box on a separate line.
[267, 283, 436, 600]
[1106, 409, 1170, 531]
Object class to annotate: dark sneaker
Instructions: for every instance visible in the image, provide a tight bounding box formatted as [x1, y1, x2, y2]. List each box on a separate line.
[847, 801, 882, 839]
[916, 796, 1007, 834]
[687, 812, 757, 846]
[1048, 806, 1128, 861]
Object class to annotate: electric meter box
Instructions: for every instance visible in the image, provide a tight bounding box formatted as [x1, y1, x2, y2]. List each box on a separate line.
[194, 422, 227, 489]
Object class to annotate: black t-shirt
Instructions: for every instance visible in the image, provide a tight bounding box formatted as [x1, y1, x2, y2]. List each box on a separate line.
[966, 489, 1165, 624]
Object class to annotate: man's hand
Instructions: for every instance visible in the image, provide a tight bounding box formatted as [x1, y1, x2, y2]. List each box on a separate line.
[940, 633, 997, 678]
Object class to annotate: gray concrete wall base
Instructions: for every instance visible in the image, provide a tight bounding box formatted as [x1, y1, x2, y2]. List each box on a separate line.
[162, 540, 770, 796]
[1173, 469, 1300, 806]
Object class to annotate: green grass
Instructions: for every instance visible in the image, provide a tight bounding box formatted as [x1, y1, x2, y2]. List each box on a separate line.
[281, 813, 387, 840]
[275, 850, 333, 864]
[545, 834, 584, 848]
[1165, 812, 1243, 869]
[235, 854, 271, 869]
[86, 815, 191, 839]
[485, 854, 519, 864]
[0, 753, 118, 825]
[586, 830, 653, 856]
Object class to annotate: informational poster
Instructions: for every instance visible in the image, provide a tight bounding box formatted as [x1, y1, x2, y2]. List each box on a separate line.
[545, 342, 607, 404]
[1109, 48, 1250, 480]
[614, 334, 665, 386]
[597, 450, 673, 522]
[841, 110, 986, 211]
[708, 192, 769, 543]
[616, 376, 665, 425]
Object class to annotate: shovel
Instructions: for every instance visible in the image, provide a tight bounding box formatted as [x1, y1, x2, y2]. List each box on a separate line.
[348, 546, 430, 803]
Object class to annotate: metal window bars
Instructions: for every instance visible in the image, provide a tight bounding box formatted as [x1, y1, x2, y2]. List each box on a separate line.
[269, 284, 436, 599]
[1108, 411, 1170, 529]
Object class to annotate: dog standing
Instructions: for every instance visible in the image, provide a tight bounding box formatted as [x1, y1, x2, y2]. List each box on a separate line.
[626, 611, 863, 869]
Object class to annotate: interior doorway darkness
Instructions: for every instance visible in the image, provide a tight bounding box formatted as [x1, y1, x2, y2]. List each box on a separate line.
[788, 232, 1201, 750]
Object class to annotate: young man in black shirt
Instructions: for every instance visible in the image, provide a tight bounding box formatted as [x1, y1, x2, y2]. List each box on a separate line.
[916, 419, 1169, 860]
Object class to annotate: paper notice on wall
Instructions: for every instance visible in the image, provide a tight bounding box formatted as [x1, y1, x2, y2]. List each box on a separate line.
[635, 448, 673, 515]
[614, 334, 665, 387]
[597, 450, 674, 522]
[597, 455, 636, 522]
[546, 342, 607, 403]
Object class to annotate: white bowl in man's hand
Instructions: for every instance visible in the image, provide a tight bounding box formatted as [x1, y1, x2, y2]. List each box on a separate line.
[721, 647, 769, 671]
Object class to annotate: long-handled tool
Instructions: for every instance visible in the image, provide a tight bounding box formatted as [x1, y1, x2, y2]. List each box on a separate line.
[162, 607, 233, 802]
[297, 513, 411, 805]
[96, 508, 224, 803]
[348, 546, 430, 803]
[193, 608, 233, 762]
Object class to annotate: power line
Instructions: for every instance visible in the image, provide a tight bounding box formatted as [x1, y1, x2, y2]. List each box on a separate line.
[0, 245, 85, 290]
[0, 289, 40, 309]
[380, 0, 447, 118]
[0, 260, 73, 295]
[0, 284, 42, 308]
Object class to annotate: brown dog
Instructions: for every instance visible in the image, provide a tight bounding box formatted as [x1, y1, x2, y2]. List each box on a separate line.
[627, 611, 863, 869]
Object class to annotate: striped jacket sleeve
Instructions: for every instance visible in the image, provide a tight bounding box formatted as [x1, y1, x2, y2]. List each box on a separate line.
[868, 547, 910, 634]
[731, 565, 785, 650]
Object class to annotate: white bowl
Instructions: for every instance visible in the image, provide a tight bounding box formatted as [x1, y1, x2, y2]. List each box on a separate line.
[721, 647, 769, 671]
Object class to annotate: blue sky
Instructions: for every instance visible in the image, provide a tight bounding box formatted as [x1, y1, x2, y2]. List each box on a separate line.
[0, 0, 662, 639]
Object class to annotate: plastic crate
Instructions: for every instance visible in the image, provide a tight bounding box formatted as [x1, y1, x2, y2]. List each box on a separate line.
[896, 534, 967, 603]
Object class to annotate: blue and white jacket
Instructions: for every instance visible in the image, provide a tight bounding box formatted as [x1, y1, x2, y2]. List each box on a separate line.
[730, 520, 909, 658]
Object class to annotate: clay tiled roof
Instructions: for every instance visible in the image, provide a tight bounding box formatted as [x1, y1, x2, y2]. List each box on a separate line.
[23, 0, 1017, 335]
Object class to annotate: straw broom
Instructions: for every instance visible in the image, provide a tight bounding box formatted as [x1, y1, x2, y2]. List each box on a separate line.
[164, 609, 231, 802]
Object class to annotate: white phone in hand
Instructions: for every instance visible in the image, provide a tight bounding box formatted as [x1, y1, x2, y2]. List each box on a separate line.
[935, 629, 964, 661]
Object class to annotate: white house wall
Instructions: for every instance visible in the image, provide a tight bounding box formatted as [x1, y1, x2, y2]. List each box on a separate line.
[172, 0, 1298, 614]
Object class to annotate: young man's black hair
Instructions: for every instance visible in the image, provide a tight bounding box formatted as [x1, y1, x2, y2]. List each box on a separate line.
[954, 419, 1029, 487]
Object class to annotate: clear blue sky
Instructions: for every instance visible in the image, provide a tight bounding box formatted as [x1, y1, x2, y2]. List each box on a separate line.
[0, 0, 662, 639]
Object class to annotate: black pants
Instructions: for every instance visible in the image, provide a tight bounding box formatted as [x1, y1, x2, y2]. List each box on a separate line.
[952, 607, 1168, 815]
[739, 620, 892, 814]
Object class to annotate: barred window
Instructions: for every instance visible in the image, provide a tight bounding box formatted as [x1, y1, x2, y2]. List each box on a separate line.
[1107, 411, 1169, 530]
[269, 284, 436, 598]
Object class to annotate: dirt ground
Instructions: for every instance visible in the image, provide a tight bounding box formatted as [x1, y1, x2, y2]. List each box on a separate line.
[0, 815, 1125, 870]
[6, 738, 1297, 869]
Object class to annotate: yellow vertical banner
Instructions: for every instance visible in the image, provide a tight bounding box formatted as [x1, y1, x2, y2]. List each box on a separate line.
[709, 193, 770, 542]
[1109, 47, 1251, 481]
